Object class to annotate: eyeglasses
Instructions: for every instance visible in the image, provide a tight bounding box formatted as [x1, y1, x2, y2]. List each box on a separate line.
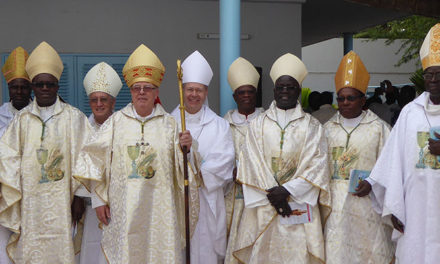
[275, 86, 298, 92]
[423, 72, 440, 81]
[131, 85, 157, 93]
[32, 82, 58, 89]
[336, 95, 364, 102]
[89, 97, 110, 104]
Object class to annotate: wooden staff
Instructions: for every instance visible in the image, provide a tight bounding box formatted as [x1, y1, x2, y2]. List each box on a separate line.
[177, 59, 190, 263]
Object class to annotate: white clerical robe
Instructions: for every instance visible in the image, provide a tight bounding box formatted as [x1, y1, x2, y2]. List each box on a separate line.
[223, 107, 263, 264]
[0, 102, 19, 264]
[233, 101, 330, 264]
[171, 105, 235, 264]
[0, 102, 18, 138]
[74, 114, 105, 264]
[0, 97, 91, 264]
[324, 110, 395, 264]
[369, 92, 440, 264]
[74, 103, 200, 264]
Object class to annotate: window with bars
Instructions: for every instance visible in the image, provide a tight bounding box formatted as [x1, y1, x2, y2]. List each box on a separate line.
[1, 54, 130, 116]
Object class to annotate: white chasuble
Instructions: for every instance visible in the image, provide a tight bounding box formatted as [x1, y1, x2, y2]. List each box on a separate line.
[233, 101, 331, 264]
[369, 92, 440, 264]
[223, 107, 263, 264]
[324, 110, 395, 264]
[0, 97, 91, 263]
[0, 102, 20, 264]
[171, 105, 235, 264]
[0, 102, 18, 138]
[74, 113, 105, 264]
[74, 103, 200, 264]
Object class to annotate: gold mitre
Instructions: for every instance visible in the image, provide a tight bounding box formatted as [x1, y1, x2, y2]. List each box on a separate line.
[122, 44, 165, 88]
[83, 62, 123, 98]
[420, 23, 440, 70]
[26, 41, 63, 81]
[334, 51, 370, 94]
[228, 57, 260, 92]
[2, 46, 30, 83]
[270, 53, 308, 86]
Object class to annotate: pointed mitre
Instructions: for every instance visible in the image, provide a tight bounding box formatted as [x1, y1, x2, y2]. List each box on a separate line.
[182, 50, 213, 86]
[334, 51, 370, 94]
[25, 41, 64, 81]
[122, 44, 165, 88]
[227, 57, 260, 92]
[2, 46, 30, 83]
[420, 23, 440, 70]
[83, 62, 122, 98]
[270, 53, 308, 85]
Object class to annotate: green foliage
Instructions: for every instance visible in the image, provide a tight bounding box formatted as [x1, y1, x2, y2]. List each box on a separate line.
[410, 68, 425, 93]
[355, 16, 439, 66]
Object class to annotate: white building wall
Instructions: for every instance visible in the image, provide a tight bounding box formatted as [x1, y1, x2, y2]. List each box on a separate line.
[302, 38, 419, 93]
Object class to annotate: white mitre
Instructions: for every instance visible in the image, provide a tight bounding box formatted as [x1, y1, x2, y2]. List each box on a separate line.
[228, 57, 260, 92]
[182, 50, 213, 86]
[269, 53, 308, 85]
[83, 62, 123, 98]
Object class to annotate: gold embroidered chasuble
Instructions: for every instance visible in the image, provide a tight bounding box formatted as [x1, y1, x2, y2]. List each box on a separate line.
[0, 97, 91, 264]
[234, 101, 330, 264]
[74, 103, 200, 264]
[323, 110, 395, 264]
[223, 108, 262, 264]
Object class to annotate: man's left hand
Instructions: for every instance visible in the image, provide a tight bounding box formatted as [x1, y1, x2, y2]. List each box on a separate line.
[353, 180, 372, 197]
[266, 186, 290, 207]
[428, 132, 440, 155]
[71, 196, 86, 227]
[179, 130, 192, 151]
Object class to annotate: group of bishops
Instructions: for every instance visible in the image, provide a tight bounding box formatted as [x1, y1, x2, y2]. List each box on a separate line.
[0, 23, 440, 264]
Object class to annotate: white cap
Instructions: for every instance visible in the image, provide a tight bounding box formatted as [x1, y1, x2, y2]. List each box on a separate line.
[182, 50, 213, 86]
[269, 53, 308, 85]
[83, 62, 123, 98]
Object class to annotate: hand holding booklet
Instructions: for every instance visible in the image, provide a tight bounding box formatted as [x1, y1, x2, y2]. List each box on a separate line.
[279, 201, 313, 225]
[348, 169, 370, 193]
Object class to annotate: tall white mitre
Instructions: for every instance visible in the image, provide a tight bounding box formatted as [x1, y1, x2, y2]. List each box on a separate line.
[83, 62, 123, 98]
[269, 53, 308, 85]
[182, 50, 213, 86]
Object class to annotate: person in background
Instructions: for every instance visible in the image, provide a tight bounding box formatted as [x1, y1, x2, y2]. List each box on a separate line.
[312, 91, 337, 124]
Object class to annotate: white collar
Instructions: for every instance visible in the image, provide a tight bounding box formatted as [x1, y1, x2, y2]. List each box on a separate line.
[132, 105, 155, 122]
[231, 108, 263, 125]
[340, 111, 365, 129]
[424, 93, 440, 115]
[275, 106, 297, 128]
[37, 103, 56, 122]
[186, 106, 204, 124]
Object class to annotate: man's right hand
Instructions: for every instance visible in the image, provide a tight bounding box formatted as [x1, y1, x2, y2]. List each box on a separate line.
[391, 214, 404, 233]
[96, 205, 111, 225]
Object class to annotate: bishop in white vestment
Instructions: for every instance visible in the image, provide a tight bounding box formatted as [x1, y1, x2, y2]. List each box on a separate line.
[171, 50, 235, 264]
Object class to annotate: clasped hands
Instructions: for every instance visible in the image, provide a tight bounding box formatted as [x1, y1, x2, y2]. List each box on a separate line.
[266, 186, 292, 217]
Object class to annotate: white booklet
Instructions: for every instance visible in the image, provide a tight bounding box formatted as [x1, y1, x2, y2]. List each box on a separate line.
[279, 201, 313, 225]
